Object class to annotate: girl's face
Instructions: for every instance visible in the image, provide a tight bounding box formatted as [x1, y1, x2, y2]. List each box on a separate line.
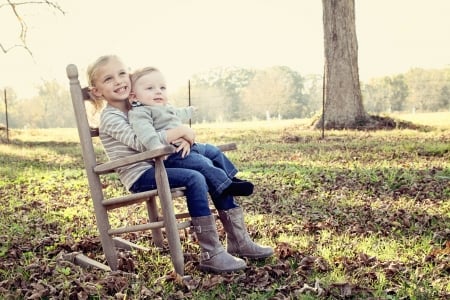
[91, 58, 131, 106]
[130, 71, 168, 106]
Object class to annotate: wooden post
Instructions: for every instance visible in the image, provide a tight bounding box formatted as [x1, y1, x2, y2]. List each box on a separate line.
[3, 89, 9, 143]
[321, 65, 325, 139]
[188, 80, 191, 128]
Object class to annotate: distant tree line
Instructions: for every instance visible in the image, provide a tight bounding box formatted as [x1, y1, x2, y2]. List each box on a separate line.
[362, 68, 450, 114]
[171, 66, 450, 123]
[0, 67, 449, 128]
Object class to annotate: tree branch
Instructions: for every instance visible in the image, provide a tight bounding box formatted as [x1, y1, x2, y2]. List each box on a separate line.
[1, 0, 64, 13]
[0, 43, 33, 55]
[1, 0, 65, 55]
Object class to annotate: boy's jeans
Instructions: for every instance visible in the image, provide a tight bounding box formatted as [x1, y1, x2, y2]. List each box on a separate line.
[164, 143, 238, 198]
[130, 165, 237, 217]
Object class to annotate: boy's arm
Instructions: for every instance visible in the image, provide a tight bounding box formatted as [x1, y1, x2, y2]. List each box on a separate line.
[174, 105, 196, 122]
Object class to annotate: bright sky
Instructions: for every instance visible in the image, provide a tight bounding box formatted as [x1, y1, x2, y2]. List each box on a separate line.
[1, 0, 449, 98]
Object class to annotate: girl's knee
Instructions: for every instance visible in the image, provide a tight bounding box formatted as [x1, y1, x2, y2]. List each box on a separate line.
[188, 170, 207, 186]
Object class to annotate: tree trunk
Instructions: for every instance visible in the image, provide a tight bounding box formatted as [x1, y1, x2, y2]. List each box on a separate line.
[318, 0, 369, 129]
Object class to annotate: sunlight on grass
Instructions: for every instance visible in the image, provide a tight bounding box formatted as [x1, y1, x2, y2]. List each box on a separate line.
[319, 267, 347, 285]
[1, 114, 449, 299]
[316, 231, 355, 261]
[277, 233, 313, 249]
[391, 111, 450, 128]
[355, 235, 432, 262]
[10, 128, 80, 143]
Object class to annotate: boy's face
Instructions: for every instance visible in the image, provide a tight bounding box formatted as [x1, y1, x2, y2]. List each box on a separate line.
[131, 71, 168, 106]
[91, 58, 131, 103]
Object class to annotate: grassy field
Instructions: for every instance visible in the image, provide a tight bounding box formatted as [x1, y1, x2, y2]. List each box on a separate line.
[0, 113, 449, 299]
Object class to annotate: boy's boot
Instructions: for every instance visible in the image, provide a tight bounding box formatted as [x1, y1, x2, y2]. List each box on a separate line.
[218, 207, 274, 259]
[191, 215, 247, 273]
[224, 180, 254, 196]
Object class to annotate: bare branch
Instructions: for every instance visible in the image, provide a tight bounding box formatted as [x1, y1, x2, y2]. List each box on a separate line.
[1, 1, 64, 14]
[7, 0, 28, 45]
[0, 42, 32, 55]
[1, 0, 65, 55]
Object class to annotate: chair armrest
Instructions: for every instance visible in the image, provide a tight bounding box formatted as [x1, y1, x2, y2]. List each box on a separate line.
[94, 145, 176, 175]
[217, 142, 237, 152]
[93, 142, 236, 175]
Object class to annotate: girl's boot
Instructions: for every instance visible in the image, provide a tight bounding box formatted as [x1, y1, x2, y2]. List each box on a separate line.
[218, 207, 274, 259]
[191, 215, 247, 273]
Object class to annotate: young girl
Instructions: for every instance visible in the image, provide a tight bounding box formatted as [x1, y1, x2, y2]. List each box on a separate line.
[87, 55, 273, 273]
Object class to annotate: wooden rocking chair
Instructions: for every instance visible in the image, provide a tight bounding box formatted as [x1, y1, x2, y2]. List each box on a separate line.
[66, 64, 236, 275]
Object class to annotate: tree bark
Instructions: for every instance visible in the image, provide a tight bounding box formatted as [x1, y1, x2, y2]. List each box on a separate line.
[318, 0, 368, 129]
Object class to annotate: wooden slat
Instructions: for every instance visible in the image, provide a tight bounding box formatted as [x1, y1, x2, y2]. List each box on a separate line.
[94, 145, 175, 174]
[90, 128, 99, 137]
[102, 187, 186, 210]
[108, 219, 192, 236]
[113, 237, 150, 251]
[64, 252, 111, 271]
[81, 87, 91, 100]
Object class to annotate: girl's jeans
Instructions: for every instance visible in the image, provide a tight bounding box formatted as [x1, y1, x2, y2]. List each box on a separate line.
[163, 143, 238, 198]
[130, 166, 237, 217]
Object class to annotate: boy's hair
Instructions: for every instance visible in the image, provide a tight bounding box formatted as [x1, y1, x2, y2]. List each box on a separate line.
[130, 67, 160, 88]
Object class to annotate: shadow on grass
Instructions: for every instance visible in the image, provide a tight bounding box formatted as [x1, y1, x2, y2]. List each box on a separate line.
[248, 163, 449, 243]
[0, 139, 106, 173]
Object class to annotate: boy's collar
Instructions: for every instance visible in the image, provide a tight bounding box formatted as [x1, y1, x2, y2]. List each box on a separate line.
[131, 100, 143, 107]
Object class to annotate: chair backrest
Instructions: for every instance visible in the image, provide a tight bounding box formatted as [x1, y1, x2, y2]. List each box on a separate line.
[67, 63, 100, 166]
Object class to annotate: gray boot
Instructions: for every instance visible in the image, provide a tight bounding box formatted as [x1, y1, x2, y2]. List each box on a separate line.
[218, 207, 274, 259]
[191, 215, 246, 273]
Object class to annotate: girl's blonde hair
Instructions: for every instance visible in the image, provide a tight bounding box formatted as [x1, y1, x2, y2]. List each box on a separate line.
[87, 54, 123, 88]
[85, 55, 123, 125]
[130, 66, 160, 89]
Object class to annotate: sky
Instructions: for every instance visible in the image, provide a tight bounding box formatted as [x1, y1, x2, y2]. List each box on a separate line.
[0, 0, 449, 99]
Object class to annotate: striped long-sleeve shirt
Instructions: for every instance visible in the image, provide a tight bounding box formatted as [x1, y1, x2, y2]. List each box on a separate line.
[99, 105, 153, 191]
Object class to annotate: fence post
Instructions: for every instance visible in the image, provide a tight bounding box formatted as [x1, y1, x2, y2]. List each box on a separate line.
[3, 89, 9, 143]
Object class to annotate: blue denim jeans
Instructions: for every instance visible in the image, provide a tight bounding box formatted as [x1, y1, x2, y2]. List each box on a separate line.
[164, 143, 238, 198]
[130, 166, 237, 217]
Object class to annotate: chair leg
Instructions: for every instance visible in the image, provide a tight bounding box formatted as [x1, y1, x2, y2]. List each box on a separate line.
[94, 205, 118, 270]
[154, 158, 184, 275]
[146, 196, 164, 248]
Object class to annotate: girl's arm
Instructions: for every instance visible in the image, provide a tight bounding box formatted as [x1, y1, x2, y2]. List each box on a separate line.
[100, 108, 147, 152]
[164, 125, 195, 145]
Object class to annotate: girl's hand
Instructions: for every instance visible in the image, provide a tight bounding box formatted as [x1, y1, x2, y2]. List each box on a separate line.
[173, 138, 191, 158]
[183, 126, 196, 145]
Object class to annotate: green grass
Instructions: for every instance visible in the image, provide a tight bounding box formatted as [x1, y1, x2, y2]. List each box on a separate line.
[0, 112, 449, 299]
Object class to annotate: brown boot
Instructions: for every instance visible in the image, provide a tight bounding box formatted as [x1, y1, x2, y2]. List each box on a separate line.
[191, 215, 246, 273]
[218, 207, 274, 259]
